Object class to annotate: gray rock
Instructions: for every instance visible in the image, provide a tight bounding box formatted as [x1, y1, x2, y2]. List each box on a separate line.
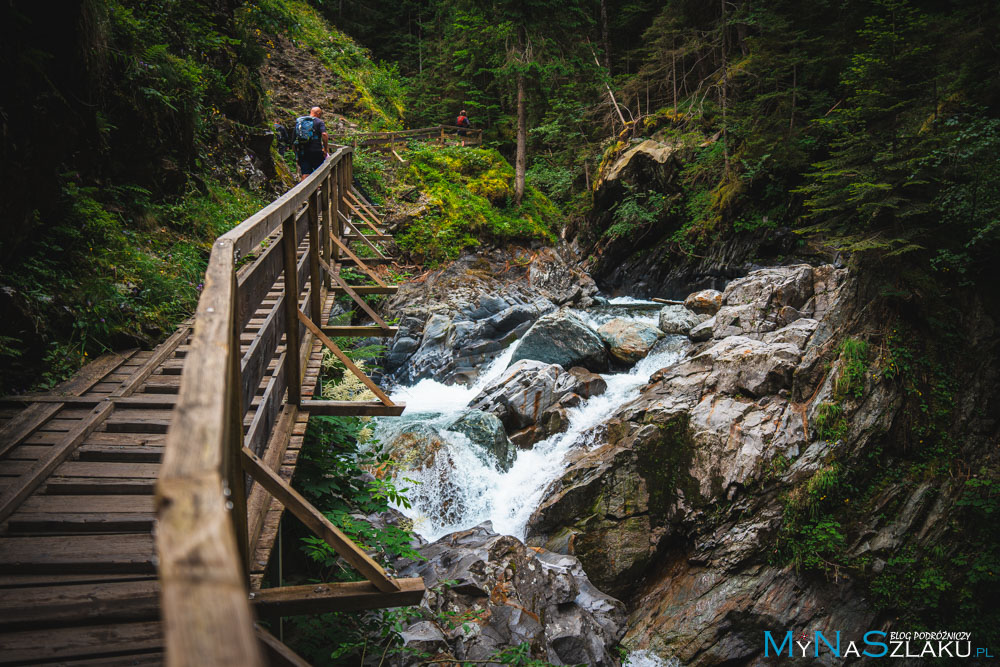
[470, 360, 583, 430]
[688, 316, 715, 342]
[684, 289, 723, 315]
[658, 304, 708, 335]
[446, 410, 517, 472]
[510, 308, 609, 372]
[567, 367, 607, 398]
[394, 522, 625, 666]
[596, 318, 664, 365]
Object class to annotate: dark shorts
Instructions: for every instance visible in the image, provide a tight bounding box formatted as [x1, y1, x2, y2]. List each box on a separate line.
[297, 150, 325, 175]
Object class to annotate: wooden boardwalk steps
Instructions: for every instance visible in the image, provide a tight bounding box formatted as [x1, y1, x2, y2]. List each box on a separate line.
[0, 145, 422, 665]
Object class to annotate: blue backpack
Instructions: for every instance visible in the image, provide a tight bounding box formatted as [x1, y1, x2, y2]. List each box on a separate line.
[294, 116, 315, 147]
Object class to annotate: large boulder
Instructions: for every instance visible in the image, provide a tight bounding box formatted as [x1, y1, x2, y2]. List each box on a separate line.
[445, 410, 516, 472]
[470, 360, 582, 431]
[393, 522, 626, 666]
[684, 289, 723, 315]
[596, 318, 664, 365]
[510, 308, 609, 372]
[567, 366, 607, 398]
[658, 304, 707, 335]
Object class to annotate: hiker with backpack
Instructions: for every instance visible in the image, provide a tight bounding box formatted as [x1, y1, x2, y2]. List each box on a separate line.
[456, 109, 470, 145]
[293, 107, 329, 181]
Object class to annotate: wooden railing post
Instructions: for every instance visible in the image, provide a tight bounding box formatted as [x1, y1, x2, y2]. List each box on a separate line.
[280, 216, 302, 406]
[320, 175, 332, 290]
[307, 191, 323, 327]
[439, 126, 445, 146]
[332, 165, 342, 265]
[228, 280, 250, 571]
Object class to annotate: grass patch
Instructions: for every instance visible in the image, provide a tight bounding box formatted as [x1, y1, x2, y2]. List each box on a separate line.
[393, 143, 558, 264]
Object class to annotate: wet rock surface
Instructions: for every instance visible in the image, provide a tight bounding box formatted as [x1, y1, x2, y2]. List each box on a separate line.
[470, 360, 585, 432]
[445, 410, 517, 472]
[392, 522, 626, 666]
[383, 248, 597, 386]
[596, 318, 664, 365]
[510, 308, 609, 372]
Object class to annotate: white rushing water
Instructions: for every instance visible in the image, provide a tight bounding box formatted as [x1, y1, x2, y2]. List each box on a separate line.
[375, 307, 688, 543]
[623, 650, 681, 667]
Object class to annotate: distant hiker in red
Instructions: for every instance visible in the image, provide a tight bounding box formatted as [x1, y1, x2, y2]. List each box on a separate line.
[293, 107, 329, 181]
[456, 109, 470, 145]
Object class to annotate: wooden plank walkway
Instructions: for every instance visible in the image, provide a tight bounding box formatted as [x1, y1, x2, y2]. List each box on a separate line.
[0, 147, 422, 665]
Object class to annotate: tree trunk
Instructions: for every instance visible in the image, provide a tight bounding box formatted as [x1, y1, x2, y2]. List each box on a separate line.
[515, 70, 527, 206]
[600, 0, 610, 69]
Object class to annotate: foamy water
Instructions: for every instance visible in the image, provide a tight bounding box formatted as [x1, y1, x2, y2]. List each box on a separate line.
[375, 308, 688, 542]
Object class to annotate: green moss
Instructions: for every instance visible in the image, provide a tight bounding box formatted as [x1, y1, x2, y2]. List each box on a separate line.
[393, 144, 558, 264]
[636, 414, 702, 523]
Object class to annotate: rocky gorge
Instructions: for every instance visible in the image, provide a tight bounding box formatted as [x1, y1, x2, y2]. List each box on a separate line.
[348, 243, 999, 666]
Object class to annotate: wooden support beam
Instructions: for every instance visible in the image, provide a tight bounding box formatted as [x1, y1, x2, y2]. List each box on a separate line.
[344, 198, 382, 234]
[295, 310, 392, 405]
[251, 578, 424, 617]
[328, 227, 387, 286]
[325, 265, 389, 330]
[0, 395, 177, 408]
[338, 214, 387, 259]
[321, 325, 398, 338]
[339, 256, 394, 265]
[307, 191, 323, 327]
[299, 400, 406, 417]
[344, 233, 394, 242]
[331, 285, 398, 296]
[241, 446, 400, 593]
[255, 625, 310, 667]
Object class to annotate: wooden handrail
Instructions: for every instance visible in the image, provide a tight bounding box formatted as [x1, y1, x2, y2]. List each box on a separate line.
[158, 143, 419, 664]
[158, 149, 352, 665]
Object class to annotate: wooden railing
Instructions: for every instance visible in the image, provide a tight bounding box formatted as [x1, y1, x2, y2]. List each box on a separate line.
[156, 147, 420, 665]
[348, 124, 483, 150]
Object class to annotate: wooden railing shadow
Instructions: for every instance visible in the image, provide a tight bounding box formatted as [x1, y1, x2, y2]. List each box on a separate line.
[156, 147, 421, 665]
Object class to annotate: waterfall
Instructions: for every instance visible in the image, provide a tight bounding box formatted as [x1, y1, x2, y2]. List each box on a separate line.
[375, 301, 688, 542]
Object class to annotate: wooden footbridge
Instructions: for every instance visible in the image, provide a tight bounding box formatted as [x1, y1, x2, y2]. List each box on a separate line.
[0, 147, 423, 665]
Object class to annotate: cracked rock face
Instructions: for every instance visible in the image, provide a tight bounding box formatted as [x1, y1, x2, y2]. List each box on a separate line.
[392, 522, 626, 666]
[521, 264, 916, 663]
[384, 248, 597, 386]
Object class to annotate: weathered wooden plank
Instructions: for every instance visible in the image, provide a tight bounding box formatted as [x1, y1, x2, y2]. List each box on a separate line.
[78, 441, 164, 462]
[243, 349, 288, 459]
[241, 446, 400, 592]
[251, 578, 424, 616]
[0, 401, 115, 523]
[247, 405, 297, 554]
[299, 400, 406, 417]
[111, 324, 191, 398]
[54, 461, 161, 479]
[0, 534, 155, 573]
[45, 476, 156, 495]
[339, 255, 394, 265]
[0, 573, 155, 589]
[344, 233, 394, 241]
[104, 410, 172, 433]
[20, 495, 156, 513]
[0, 350, 134, 458]
[0, 620, 162, 665]
[7, 511, 154, 533]
[322, 325, 399, 337]
[240, 293, 285, 415]
[141, 375, 181, 393]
